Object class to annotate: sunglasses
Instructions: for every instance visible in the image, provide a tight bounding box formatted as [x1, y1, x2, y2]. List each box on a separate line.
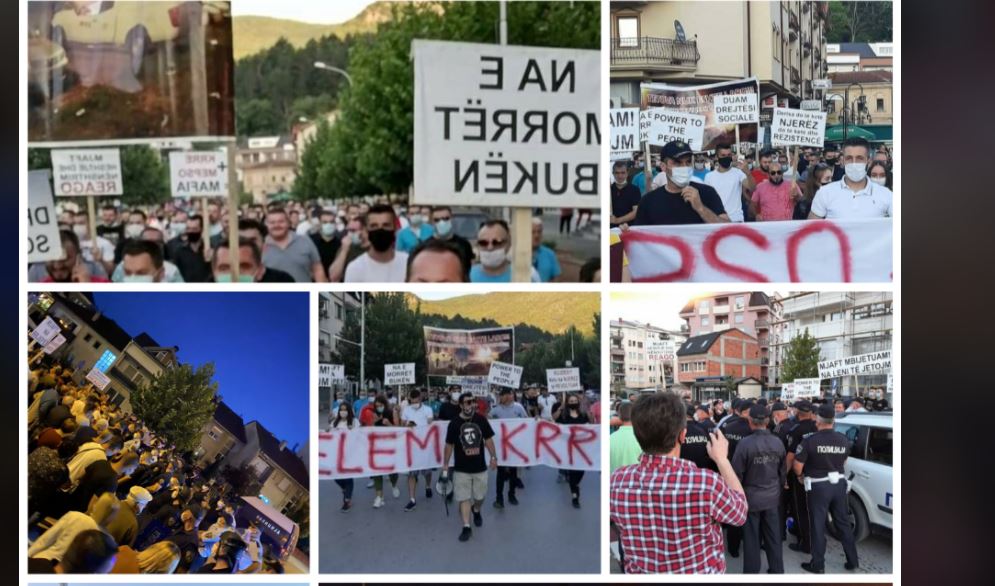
[477, 238, 506, 248]
[769, 171, 783, 176]
[461, 400, 476, 406]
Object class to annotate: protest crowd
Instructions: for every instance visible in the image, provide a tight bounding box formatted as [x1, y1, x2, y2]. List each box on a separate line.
[29, 197, 602, 284]
[609, 390, 890, 574]
[327, 383, 600, 542]
[26, 354, 290, 575]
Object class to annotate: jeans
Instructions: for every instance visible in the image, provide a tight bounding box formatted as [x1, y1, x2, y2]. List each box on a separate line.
[335, 478, 354, 501]
[373, 474, 398, 492]
[495, 466, 519, 500]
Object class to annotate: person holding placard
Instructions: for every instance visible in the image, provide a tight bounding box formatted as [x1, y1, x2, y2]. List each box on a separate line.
[809, 138, 893, 220]
[470, 220, 540, 283]
[632, 141, 730, 226]
[705, 144, 755, 223]
[35, 230, 110, 283]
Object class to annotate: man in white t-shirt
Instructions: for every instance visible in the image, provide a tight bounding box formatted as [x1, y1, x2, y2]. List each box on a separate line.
[73, 211, 116, 275]
[344, 204, 409, 282]
[810, 137, 893, 219]
[704, 143, 755, 223]
[401, 389, 435, 511]
[537, 386, 557, 421]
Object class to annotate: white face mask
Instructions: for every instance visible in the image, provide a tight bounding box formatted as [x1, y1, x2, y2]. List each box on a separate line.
[479, 248, 507, 269]
[125, 223, 144, 239]
[869, 176, 887, 186]
[669, 166, 693, 188]
[409, 214, 423, 226]
[72, 224, 88, 239]
[844, 163, 867, 182]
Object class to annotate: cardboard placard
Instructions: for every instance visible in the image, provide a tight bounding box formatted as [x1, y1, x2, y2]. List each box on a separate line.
[384, 363, 415, 386]
[818, 350, 891, 379]
[51, 149, 123, 196]
[318, 364, 345, 387]
[488, 361, 523, 389]
[169, 151, 229, 198]
[546, 367, 582, 392]
[28, 170, 64, 263]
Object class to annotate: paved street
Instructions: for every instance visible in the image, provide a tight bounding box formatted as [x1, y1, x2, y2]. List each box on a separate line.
[321, 466, 601, 574]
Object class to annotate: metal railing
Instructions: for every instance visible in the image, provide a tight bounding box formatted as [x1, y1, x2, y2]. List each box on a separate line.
[611, 37, 700, 68]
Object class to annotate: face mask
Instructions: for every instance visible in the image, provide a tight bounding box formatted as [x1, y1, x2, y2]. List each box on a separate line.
[411, 402, 421, 409]
[694, 162, 704, 170]
[869, 176, 887, 186]
[479, 248, 507, 269]
[349, 232, 362, 246]
[339, 411, 347, 418]
[72, 224, 88, 239]
[215, 273, 255, 283]
[844, 163, 867, 182]
[210, 223, 223, 237]
[185, 231, 201, 244]
[320, 222, 336, 237]
[409, 214, 423, 226]
[718, 156, 733, 168]
[434, 219, 452, 237]
[825, 156, 838, 164]
[669, 166, 693, 188]
[172, 223, 187, 237]
[122, 274, 156, 283]
[568, 403, 579, 409]
[367, 228, 395, 252]
[125, 224, 144, 239]
[375, 406, 384, 414]
[451, 392, 461, 402]
[335, 221, 345, 232]
[636, 162, 645, 169]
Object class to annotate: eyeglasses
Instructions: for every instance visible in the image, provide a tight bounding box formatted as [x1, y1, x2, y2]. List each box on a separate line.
[477, 238, 506, 249]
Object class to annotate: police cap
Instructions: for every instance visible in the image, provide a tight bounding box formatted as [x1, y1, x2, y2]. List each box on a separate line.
[792, 400, 814, 413]
[748, 404, 769, 420]
[816, 403, 836, 420]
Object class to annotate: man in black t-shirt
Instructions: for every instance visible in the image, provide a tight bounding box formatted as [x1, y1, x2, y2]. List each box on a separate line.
[610, 161, 642, 228]
[442, 392, 497, 542]
[632, 140, 730, 226]
[438, 386, 461, 422]
[310, 210, 341, 280]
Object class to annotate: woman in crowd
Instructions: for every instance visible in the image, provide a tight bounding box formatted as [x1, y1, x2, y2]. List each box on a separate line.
[360, 394, 400, 508]
[795, 163, 835, 220]
[331, 402, 359, 512]
[867, 160, 892, 190]
[554, 392, 591, 509]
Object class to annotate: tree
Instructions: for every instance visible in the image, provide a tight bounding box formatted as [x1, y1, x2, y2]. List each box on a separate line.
[130, 362, 218, 452]
[331, 293, 426, 388]
[827, 1, 892, 43]
[235, 98, 282, 137]
[119, 145, 170, 206]
[220, 463, 262, 497]
[780, 328, 822, 382]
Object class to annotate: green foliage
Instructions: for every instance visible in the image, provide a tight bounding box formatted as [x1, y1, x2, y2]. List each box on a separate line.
[220, 464, 262, 498]
[235, 98, 283, 137]
[28, 149, 51, 170]
[129, 362, 218, 452]
[827, 1, 892, 43]
[781, 328, 822, 382]
[518, 319, 600, 389]
[119, 146, 170, 206]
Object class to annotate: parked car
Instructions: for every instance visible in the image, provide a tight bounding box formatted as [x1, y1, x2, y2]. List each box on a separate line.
[831, 411, 893, 542]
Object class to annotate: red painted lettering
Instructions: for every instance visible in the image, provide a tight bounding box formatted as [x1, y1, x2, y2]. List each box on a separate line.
[336, 431, 362, 475]
[534, 420, 562, 464]
[367, 431, 398, 472]
[786, 221, 852, 282]
[702, 225, 770, 282]
[566, 426, 597, 466]
[620, 230, 695, 282]
[498, 421, 529, 464]
[405, 426, 441, 467]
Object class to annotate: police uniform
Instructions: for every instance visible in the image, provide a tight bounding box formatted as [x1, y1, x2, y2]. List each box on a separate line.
[680, 409, 716, 473]
[794, 404, 859, 573]
[786, 403, 818, 552]
[731, 405, 787, 573]
[719, 402, 754, 557]
[770, 403, 795, 541]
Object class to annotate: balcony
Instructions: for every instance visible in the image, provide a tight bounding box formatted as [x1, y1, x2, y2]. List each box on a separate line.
[611, 347, 625, 356]
[611, 37, 700, 71]
[756, 319, 769, 330]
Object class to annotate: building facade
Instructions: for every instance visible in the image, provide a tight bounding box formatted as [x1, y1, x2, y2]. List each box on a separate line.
[676, 328, 762, 402]
[609, 318, 687, 395]
[194, 401, 247, 469]
[235, 136, 297, 204]
[226, 421, 310, 517]
[770, 291, 893, 398]
[318, 292, 363, 414]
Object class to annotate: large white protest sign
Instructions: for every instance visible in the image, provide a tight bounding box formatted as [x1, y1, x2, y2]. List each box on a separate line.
[86, 367, 111, 391]
[446, 375, 490, 397]
[28, 170, 64, 263]
[43, 334, 67, 355]
[318, 364, 345, 387]
[51, 149, 123, 196]
[488, 361, 523, 389]
[818, 350, 892, 379]
[646, 339, 675, 362]
[781, 382, 796, 402]
[413, 40, 600, 208]
[713, 93, 759, 125]
[771, 108, 827, 148]
[169, 151, 229, 198]
[546, 368, 582, 393]
[318, 419, 600, 479]
[616, 218, 892, 282]
[30, 317, 62, 346]
[384, 363, 415, 386]
[610, 108, 639, 161]
[793, 378, 822, 397]
[640, 108, 706, 150]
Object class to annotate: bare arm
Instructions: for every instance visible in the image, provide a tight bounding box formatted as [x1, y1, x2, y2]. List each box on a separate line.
[485, 437, 498, 469]
[443, 443, 453, 471]
[311, 261, 329, 283]
[327, 235, 353, 282]
[614, 206, 638, 225]
[807, 211, 824, 220]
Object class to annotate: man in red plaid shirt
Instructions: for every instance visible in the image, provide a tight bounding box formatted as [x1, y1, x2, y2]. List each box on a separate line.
[610, 392, 748, 574]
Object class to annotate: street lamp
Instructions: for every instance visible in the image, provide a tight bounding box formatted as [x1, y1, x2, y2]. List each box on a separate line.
[823, 82, 865, 141]
[313, 61, 353, 87]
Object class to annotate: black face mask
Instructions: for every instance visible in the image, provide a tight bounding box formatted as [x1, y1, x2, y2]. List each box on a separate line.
[367, 228, 395, 252]
[770, 177, 783, 185]
[825, 156, 838, 164]
[186, 231, 202, 243]
[717, 156, 733, 168]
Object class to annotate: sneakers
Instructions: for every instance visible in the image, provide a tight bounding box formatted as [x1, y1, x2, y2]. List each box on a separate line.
[372, 496, 384, 509]
[493, 499, 504, 509]
[404, 500, 416, 512]
[572, 497, 580, 509]
[425, 487, 432, 499]
[366, 479, 374, 489]
[473, 509, 483, 527]
[341, 500, 351, 513]
[508, 494, 519, 506]
[392, 486, 401, 499]
[458, 526, 472, 542]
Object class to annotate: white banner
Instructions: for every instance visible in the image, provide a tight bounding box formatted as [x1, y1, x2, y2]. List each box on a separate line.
[51, 149, 123, 196]
[319, 364, 345, 387]
[169, 151, 229, 198]
[781, 382, 796, 402]
[488, 361, 523, 389]
[546, 368, 582, 393]
[30, 316, 62, 346]
[413, 40, 600, 208]
[384, 363, 415, 386]
[318, 420, 600, 479]
[646, 339, 675, 362]
[713, 93, 759, 125]
[43, 334, 67, 355]
[446, 376, 490, 397]
[617, 218, 892, 282]
[610, 108, 639, 161]
[28, 170, 65, 263]
[818, 350, 892, 379]
[640, 108, 706, 150]
[792, 378, 822, 397]
[86, 367, 111, 391]
[771, 108, 827, 148]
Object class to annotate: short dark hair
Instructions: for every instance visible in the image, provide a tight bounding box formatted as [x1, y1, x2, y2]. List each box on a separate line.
[406, 239, 470, 282]
[187, 214, 204, 230]
[129, 209, 147, 221]
[618, 401, 634, 422]
[631, 392, 686, 454]
[239, 218, 267, 238]
[479, 219, 510, 235]
[122, 239, 164, 269]
[612, 160, 627, 171]
[431, 205, 452, 216]
[59, 228, 81, 252]
[715, 143, 733, 153]
[842, 136, 871, 155]
[214, 238, 262, 265]
[60, 529, 119, 573]
[367, 203, 396, 225]
[266, 207, 289, 219]
[319, 209, 335, 221]
[408, 389, 421, 400]
[459, 392, 475, 404]
[579, 257, 600, 283]
[101, 204, 117, 213]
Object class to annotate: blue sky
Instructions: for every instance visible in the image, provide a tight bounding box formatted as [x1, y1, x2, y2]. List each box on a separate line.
[91, 292, 309, 448]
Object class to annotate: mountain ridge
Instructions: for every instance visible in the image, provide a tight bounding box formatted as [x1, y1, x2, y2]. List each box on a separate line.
[406, 293, 599, 336]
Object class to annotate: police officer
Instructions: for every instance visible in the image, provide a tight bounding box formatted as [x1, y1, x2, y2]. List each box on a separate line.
[785, 400, 818, 553]
[719, 399, 753, 557]
[793, 403, 860, 573]
[731, 404, 787, 574]
[770, 401, 794, 540]
[694, 404, 716, 432]
[680, 404, 716, 472]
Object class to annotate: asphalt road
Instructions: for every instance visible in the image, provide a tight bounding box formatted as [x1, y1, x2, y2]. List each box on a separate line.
[320, 465, 601, 574]
[538, 209, 601, 282]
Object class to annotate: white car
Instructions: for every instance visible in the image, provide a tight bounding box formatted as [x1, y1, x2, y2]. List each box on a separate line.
[832, 411, 893, 542]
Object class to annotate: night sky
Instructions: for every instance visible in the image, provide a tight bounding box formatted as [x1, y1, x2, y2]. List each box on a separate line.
[91, 292, 309, 448]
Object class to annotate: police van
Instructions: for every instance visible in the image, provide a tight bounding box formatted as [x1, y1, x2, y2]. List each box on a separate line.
[832, 412, 893, 542]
